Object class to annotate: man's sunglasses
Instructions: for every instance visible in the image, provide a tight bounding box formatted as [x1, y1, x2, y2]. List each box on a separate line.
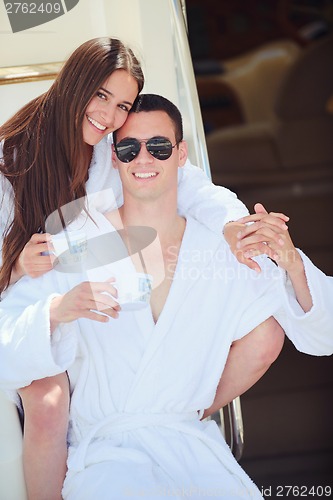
[114, 136, 179, 163]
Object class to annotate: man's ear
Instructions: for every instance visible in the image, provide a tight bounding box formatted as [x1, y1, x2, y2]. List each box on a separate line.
[178, 140, 188, 168]
[111, 145, 119, 170]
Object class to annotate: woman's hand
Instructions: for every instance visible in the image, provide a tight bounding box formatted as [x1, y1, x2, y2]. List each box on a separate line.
[13, 233, 55, 282]
[237, 203, 312, 311]
[236, 203, 303, 274]
[223, 221, 262, 272]
[224, 207, 288, 273]
[50, 279, 121, 330]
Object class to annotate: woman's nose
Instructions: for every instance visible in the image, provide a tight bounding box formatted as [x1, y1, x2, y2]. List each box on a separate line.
[101, 104, 116, 127]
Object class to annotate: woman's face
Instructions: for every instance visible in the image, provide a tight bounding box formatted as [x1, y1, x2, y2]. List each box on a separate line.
[83, 69, 139, 146]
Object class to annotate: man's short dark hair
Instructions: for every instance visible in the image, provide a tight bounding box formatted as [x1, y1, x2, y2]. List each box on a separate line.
[113, 93, 183, 145]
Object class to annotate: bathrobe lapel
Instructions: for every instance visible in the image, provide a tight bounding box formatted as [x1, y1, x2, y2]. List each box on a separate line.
[125, 218, 224, 402]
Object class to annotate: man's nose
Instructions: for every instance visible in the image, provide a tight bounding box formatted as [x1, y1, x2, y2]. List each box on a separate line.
[135, 142, 154, 162]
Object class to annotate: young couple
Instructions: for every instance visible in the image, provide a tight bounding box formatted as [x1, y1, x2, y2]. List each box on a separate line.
[1, 38, 332, 499]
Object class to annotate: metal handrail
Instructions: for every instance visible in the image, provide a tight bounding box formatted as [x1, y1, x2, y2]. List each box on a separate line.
[179, 0, 188, 32]
[227, 397, 244, 461]
[206, 398, 244, 461]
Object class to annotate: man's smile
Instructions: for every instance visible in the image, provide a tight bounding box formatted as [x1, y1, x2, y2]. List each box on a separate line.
[133, 172, 158, 179]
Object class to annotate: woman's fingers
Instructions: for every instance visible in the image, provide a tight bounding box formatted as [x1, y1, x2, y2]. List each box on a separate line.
[237, 212, 289, 233]
[237, 216, 288, 235]
[18, 233, 56, 277]
[237, 226, 286, 250]
[231, 204, 297, 271]
[233, 251, 262, 273]
[243, 244, 279, 262]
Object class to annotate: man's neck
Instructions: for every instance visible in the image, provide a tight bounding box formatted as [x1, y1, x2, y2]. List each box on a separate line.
[118, 195, 184, 245]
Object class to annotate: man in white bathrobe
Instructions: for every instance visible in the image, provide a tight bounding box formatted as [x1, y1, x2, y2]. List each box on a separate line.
[0, 94, 332, 499]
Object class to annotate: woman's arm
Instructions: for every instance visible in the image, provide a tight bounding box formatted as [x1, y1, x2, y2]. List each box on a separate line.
[0, 172, 55, 285]
[176, 159, 263, 269]
[177, 159, 249, 232]
[237, 204, 312, 311]
[237, 204, 333, 355]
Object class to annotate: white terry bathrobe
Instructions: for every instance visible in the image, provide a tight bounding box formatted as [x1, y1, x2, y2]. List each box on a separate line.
[0, 210, 332, 500]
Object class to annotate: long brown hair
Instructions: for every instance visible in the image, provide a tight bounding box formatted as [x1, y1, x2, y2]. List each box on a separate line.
[0, 37, 144, 293]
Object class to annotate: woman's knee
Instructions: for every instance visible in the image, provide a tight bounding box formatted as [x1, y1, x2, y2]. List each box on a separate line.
[19, 373, 70, 431]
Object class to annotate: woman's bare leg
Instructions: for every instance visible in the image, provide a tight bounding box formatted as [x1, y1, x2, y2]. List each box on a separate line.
[19, 373, 70, 500]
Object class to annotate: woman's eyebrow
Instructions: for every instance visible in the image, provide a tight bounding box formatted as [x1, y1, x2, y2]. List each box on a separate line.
[99, 87, 133, 106]
[100, 86, 112, 96]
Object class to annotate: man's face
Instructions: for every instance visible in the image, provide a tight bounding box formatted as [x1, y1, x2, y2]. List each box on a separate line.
[112, 110, 187, 202]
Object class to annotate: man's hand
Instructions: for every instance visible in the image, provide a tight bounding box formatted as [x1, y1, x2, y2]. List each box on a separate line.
[50, 279, 121, 331]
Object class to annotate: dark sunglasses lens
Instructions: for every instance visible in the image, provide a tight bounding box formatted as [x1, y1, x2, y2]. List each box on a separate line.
[115, 138, 140, 163]
[146, 137, 173, 160]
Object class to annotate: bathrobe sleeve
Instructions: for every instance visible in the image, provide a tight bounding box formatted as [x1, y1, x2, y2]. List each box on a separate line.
[229, 249, 333, 355]
[0, 273, 78, 391]
[177, 159, 249, 233]
[239, 251, 333, 356]
[272, 250, 333, 356]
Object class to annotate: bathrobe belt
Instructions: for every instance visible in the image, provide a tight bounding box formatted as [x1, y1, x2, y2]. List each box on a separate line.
[66, 410, 261, 497]
[68, 411, 200, 471]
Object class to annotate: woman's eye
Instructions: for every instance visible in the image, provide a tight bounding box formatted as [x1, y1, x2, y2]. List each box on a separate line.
[97, 91, 107, 100]
[119, 104, 129, 112]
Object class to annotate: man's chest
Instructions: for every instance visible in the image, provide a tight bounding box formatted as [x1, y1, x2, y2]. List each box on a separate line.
[149, 244, 181, 323]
